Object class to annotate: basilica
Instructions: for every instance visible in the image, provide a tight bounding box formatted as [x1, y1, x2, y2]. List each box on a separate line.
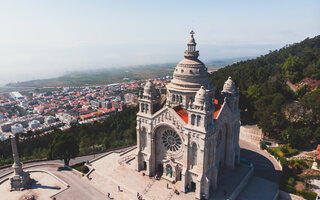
[135, 31, 240, 199]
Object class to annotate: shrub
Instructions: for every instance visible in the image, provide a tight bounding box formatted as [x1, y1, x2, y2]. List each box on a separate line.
[280, 157, 288, 166]
[260, 141, 267, 150]
[281, 184, 296, 194]
[316, 159, 320, 169]
[81, 165, 89, 174]
[297, 190, 317, 200]
[288, 177, 295, 185]
[277, 150, 284, 158]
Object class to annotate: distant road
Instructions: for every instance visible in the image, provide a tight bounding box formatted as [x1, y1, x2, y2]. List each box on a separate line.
[0, 152, 106, 175]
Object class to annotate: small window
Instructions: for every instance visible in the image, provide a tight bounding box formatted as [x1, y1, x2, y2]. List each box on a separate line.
[191, 114, 196, 125]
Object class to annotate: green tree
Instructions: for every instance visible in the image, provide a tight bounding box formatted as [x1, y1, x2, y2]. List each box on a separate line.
[48, 132, 79, 166]
[282, 56, 303, 83]
[282, 126, 312, 149]
[300, 89, 320, 127]
[314, 127, 320, 144]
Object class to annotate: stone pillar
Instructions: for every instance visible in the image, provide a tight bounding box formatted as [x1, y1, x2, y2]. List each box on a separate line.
[11, 134, 23, 175]
[10, 133, 32, 191]
[180, 133, 190, 192]
[146, 135, 155, 176]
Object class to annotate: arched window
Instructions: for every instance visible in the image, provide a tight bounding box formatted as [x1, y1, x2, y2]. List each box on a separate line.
[191, 143, 197, 168]
[172, 94, 175, 102]
[180, 95, 183, 103]
[141, 103, 145, 112]
[197, 115, 201, 126]
[191, 114, 196, 125]
[145, 104, 149, 113]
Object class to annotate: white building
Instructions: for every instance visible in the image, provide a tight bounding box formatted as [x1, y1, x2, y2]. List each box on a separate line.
[11, 123, 24, 134]
[124, 93, 136, 103]
[28, 120, 41, 129]
[45, 116, 56, 124]
[136, 31, 240, 199]
[55, 113, 77, 125]
[10, 92, 24, 101]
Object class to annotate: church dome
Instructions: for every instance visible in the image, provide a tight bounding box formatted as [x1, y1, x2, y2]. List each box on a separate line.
[167, 31, 210, 93]
[222, 77, 236, 94]
[193, 86, 207, 107]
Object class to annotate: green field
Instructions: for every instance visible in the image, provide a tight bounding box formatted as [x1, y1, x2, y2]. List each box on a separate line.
[6, 64, 175, 88]
[4, 58, 244, 88]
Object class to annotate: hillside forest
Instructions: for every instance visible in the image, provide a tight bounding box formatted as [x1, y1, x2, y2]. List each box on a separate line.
[209, 35, 320, 149]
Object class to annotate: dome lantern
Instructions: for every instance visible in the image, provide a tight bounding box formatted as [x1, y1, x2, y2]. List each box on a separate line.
[184, 30, 199, 59]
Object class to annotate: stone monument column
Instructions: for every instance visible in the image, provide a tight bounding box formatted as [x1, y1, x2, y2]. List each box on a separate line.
[10, 133, 31, 191]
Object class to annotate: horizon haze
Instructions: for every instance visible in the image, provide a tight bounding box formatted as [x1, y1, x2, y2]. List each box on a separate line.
[0, 0, 319, 86]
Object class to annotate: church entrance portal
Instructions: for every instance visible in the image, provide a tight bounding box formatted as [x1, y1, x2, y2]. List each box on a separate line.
[166, 164, 173, 177]
[191, 181, 196, 192]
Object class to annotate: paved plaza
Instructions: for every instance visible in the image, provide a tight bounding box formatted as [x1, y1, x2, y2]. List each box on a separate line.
[0, 164, 106, 200]
[0, 140, 283, 200]
[84, 148, 253, 200]
[0, 171, 66, 200]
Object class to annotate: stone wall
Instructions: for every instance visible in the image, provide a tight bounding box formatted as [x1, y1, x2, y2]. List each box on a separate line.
[239, 125, 262, 147]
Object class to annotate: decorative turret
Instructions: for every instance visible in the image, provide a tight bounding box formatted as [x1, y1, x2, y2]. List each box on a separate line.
[186, 86, 214, 130]
[139, 80, 160, 115]
[193, 86, 207, 109]
[222, 77, 236, 95]
[143, 80, 156, 98]
[221, 77, 239, 111]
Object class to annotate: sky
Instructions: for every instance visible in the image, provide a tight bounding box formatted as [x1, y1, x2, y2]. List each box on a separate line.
[0, 0, 319, 85]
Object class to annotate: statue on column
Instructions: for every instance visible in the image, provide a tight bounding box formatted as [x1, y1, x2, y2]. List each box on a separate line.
[9, 133, 32, 191]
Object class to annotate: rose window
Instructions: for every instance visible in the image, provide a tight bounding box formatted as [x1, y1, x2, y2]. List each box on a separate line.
[162, 129, 182, 152]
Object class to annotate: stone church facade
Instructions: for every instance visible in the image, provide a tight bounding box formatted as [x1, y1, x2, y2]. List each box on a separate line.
[135, 31, 240, 199]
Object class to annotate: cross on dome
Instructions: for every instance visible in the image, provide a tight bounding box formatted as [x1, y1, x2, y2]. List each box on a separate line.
[190, 30, 195, 36]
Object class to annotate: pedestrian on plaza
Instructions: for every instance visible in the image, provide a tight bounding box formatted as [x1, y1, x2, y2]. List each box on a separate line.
[167, 183, 169, 189]
[108, 193, 110, 198]
[137, 192, 140, 199]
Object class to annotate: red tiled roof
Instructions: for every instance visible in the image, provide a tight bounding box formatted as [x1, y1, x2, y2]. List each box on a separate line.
[173, 106, 188, 123]
[214, 99, 222, 120]
[172, 99, 223, 123]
